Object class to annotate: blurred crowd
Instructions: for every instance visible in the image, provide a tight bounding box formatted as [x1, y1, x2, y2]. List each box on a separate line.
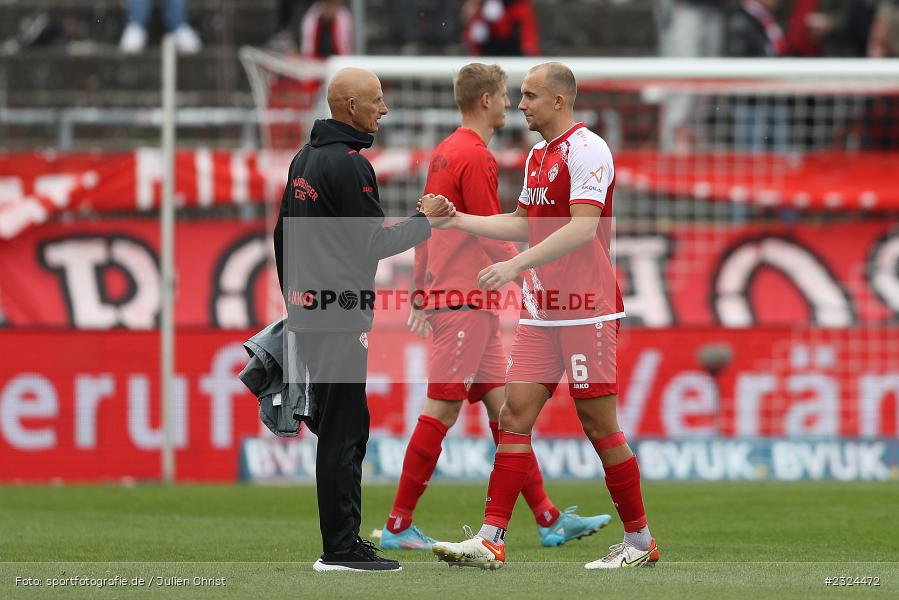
[2, 0, 895, 58]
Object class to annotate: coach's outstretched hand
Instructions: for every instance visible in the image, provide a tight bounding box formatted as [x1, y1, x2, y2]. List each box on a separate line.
[418, 194, 456, 228]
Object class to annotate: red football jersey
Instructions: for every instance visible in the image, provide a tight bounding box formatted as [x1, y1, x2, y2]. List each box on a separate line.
[414, 128, 518, 310]
[516, 122, 625, 325]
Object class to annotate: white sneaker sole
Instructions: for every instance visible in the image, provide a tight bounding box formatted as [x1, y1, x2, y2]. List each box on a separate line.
[432, 545, 504, 570]
[312, 559, 402, 572]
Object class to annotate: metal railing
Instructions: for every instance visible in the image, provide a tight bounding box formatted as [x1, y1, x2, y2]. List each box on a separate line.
[0, 107, 305, 150]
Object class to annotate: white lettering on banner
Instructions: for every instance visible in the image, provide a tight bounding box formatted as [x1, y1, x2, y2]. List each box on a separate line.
[0, 343, 298, 454]
[40, 236, 160, 329]
[0, 374, 58, 450]
[74, 375, 115, 448]
[772, 442, 890, 481]
[734, 374, 777, 437]
[662, 372, 717, 437]
[714, 237, 854, 327]
[564, 441, 602, 478]
[110, 238, 159, 328]
[199, 344, 248, 448]
[377, 438, 407, 478]
[135, 148, 162, 210]
[195, 149, 214, 207]
[859, 374, 899, 437]
[784, 374, 839, 436]
[230, 150, 250, 204]
[531, 441, 566, 479]
[618, 350, 660, 434]
[127, 375, 188, 450]
[869, 232, 899, 313]
[212, 236, 268, 328]
[615, 236, 673, 327]
[243, 439, 276, 478]
[34, 174, 79, 208]
[637, 441, 756, 480]
[42, 239, 118, 328]
[437, 440, 493, 478]
[241, 438, 318, 480]
[0, 176, 24, 202]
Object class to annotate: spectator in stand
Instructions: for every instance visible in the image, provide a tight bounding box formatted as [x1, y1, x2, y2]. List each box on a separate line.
[726, 0, 787, 57]
[726, 0, 791, 152]
[300, 0, 353, 58]
[655, 0, 727, 152]
[787, 0, 880, 57]
[868, 0, 899, 56]
[863, 1, 899, 148]
[267, 0, 303, 51]
[119, 0, 202, 54]
[395, 0, 463, 55]
[462, 0, 541, 56]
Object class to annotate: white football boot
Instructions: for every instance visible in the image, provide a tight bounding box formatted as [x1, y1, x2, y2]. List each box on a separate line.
[585, 538, 660, 569]
[432, 526, 505, 570]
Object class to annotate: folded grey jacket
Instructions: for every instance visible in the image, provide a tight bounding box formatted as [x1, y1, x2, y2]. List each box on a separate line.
[239, 318, 316, 436]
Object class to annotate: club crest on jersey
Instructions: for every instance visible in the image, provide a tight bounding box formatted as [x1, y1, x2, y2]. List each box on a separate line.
[547, 163, 559, 182]
[463, 374, 475, 391]
[527, 187, 554, 205]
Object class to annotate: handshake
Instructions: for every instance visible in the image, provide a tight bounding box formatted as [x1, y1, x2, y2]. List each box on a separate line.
[417, 194, 456, 228]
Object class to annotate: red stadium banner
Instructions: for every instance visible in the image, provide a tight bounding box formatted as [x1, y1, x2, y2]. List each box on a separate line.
[2, 149, 899, 240]
[1, 219, 898, 329]
[0, 327, 896, 482]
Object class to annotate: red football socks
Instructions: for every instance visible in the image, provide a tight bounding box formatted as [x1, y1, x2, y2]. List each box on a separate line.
[602, 455, 648, 532]
[488, 421, 559, 527]
[387, 414, 448, 534]
[484, 430, 534, 529]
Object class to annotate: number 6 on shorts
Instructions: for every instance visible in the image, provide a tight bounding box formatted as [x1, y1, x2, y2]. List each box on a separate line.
[571, 354, 588, 382]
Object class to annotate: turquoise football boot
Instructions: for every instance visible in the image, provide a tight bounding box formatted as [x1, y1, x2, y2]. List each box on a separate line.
[379, 524, 437, 551]
[538, 506, 612, 547]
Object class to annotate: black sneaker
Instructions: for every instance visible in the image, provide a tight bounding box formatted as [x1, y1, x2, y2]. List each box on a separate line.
[313, 538, 402, 572]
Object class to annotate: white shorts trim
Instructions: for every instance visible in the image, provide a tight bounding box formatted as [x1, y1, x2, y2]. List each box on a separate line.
[518, 311, 626, 327]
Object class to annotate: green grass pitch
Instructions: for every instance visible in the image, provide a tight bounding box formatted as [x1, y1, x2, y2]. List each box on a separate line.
[1, 481, 897, 599]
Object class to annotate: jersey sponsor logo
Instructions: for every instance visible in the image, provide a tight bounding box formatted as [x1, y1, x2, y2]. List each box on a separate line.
[527, 187, 554, 205]
[588, 165, 604, 185]
[547, 163, 559, 182]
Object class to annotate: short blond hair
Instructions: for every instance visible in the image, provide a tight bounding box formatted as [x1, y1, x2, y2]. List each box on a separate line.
[453, 63, 507, 112]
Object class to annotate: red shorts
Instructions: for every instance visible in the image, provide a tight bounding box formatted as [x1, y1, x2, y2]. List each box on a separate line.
[426, 310, 506, 403]
[506, 318, 619, 398]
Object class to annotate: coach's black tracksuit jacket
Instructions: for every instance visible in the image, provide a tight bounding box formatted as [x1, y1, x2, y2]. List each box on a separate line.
[272, 118, 431, 556]
[274, 118, 431, 333]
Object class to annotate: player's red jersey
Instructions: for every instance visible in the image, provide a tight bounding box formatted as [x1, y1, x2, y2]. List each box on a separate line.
[414, 127, 517, 310]
[516, 122, 624, 325]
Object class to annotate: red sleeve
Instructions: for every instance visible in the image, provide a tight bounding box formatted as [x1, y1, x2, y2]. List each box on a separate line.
[413, 238, 428, 292]
[460, 150, 519, 263]
[513, 1, 541, 56]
